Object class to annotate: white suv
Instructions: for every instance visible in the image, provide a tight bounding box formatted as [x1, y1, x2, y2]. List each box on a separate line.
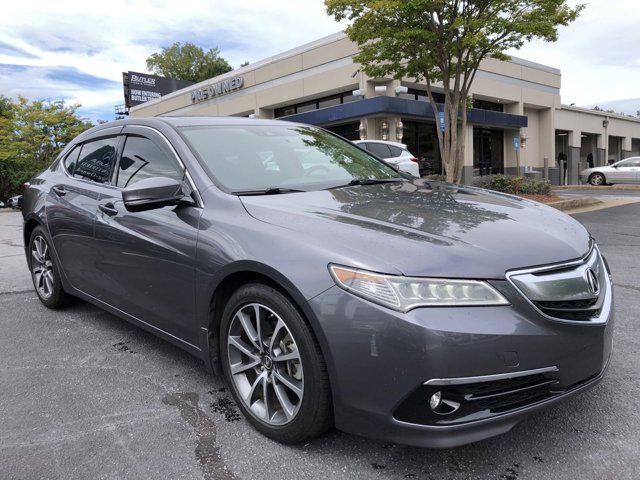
[354, 140, 420, 177]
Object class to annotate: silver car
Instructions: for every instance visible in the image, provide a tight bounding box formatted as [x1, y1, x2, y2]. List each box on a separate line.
[580, 157, 640, 186]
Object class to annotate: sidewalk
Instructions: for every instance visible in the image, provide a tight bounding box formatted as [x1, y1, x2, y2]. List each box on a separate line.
[554, 184, 640, 190]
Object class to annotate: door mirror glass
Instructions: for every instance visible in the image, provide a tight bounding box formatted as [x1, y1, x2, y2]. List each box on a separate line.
[122, 176, 185, 212]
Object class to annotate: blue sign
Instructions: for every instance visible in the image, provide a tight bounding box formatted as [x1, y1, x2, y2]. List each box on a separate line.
[514, 137, 520, 150]
[439, 111, 445, 132]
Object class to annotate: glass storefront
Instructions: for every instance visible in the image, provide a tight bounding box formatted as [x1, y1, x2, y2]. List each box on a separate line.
[402, 120, 442, 176]
[326, 122, 361, 141]
[473, 128, 504, 176]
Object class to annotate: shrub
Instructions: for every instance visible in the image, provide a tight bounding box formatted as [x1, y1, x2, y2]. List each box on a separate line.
[472, 174, 551, 196]
[423, 174, 447, 182]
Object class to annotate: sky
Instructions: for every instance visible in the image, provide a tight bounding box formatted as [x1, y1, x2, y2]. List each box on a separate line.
[0, 0, 638, 123]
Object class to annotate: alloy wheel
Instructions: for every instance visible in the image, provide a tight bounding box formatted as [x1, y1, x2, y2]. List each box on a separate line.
[31, 235, 54, 299]
[227, 303, 304, 425]
[590, 174, 604, 186]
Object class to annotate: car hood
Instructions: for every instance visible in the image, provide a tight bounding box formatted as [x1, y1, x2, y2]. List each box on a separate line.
[240, 180, 591, 279]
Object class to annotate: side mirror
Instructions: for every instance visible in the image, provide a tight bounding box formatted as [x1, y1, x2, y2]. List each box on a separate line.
[122, 177, 186, 212]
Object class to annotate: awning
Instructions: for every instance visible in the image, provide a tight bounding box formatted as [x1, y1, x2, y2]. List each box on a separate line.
[282, 96, 528, 129]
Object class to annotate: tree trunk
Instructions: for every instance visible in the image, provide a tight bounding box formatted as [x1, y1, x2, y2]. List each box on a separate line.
[440, 103, 466, 184]
[425, 75, 467, 185]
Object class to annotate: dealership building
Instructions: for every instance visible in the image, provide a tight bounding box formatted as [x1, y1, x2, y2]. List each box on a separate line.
[130, 32, 640, 184]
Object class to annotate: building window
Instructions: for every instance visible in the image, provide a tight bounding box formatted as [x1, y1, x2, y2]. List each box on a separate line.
[274, 105, 296, 117]
[318, 95, 341, 109]
[341, 91, 357, 103]
[326, 122, 361, 141]
[472, 99, 504, 112]
[274, 90, 359, 118]
[401, 88, 446, 104]
[296, 101, 317, 113]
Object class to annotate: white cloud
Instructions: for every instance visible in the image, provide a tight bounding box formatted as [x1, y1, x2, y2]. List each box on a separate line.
[507, 0, 640, 109]
[0, 0, 347, 121]
[1, 0, 638, 121]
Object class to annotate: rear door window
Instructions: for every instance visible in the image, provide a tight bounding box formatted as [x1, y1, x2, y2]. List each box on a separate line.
[366, 142, 393, 159]
[63, 145, 81, 176]
[116, 134, 184, 188]
[388, 145, 404, 157]
[74, 137, 118, 184]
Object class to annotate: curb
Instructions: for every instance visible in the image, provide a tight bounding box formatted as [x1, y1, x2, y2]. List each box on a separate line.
[547, 197, 603, 212]
[553, 185, 640, 191]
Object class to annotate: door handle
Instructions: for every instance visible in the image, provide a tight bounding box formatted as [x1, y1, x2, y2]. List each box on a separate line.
[52, 185, 66, 197]
[98, 202, 118, 217]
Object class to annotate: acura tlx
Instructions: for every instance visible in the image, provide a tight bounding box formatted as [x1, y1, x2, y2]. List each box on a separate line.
[21, 117, 612, 447]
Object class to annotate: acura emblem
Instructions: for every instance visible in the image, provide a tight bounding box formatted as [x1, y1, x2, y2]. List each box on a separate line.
[586, 269, 600, 295]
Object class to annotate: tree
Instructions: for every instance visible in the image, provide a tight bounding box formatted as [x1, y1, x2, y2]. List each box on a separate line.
[0, 96, 92, 200]
[146, 42, 233, 83]
[326, 0, 583, 183]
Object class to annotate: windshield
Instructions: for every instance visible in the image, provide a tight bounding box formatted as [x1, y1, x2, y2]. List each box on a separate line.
[178, 124, 401, 193]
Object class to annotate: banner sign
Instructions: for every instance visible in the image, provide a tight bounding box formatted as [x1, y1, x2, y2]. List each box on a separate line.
[190, 76, 244, 103]
[123, 71, 194, 108]
[514, 137, 520, 150]
[438, 111, 445, 132]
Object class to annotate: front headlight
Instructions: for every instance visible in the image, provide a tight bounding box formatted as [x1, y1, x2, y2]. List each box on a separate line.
[329, 265, 509, 312]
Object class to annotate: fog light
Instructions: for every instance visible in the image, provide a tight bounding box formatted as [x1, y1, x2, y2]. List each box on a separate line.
[429, 391, 442, 410]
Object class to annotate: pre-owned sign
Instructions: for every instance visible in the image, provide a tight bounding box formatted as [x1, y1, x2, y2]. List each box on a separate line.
[191, 76, 244, 103]
[123, 71, 194, 108]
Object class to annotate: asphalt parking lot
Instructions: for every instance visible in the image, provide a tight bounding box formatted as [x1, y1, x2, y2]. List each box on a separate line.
[1, 204, 639, 480]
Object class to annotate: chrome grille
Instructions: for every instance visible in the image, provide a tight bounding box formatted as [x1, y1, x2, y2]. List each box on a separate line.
[535, 298, 601, 321]
[507, 247, 611, 323]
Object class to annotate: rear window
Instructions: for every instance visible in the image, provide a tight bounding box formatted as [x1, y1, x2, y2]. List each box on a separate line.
[74, 137, 118, 184]
[365, 142, 393, 159]
[388, 145, 404, 157]
[63, 146, 81, 176]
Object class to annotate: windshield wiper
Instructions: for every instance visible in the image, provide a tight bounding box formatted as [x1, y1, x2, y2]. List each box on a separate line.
[331, 178, 406, 189]
[233, 187, 305, 196]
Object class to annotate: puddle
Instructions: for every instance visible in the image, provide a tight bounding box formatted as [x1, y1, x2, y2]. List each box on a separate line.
[163, 392, 236, 480]
[210, 396, 242, 423]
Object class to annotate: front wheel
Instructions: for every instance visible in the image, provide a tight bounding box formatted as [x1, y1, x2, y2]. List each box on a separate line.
[589, 172, 606, 186]
[219, 283, 332, 444]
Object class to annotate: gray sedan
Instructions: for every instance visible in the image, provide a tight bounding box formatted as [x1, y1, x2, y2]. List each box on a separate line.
[581, 157, 640, 185]
[20, 117, 612, 448]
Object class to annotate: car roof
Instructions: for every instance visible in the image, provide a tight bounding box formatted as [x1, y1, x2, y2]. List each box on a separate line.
[355, 140, 407, 149]
[81, 116, 304, 136]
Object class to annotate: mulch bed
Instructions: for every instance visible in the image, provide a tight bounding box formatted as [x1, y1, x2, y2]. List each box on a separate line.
[520, 194, 562, 203]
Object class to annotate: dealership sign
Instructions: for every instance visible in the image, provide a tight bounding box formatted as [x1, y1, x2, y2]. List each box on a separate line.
[122, 71, 194, 108]
[191, 76, 244, 103]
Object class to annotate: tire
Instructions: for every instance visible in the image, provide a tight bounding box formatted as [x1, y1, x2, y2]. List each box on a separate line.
[28, 226, 74, 308]
[589, 172, 606, 186]
[219, 283, 332, 444]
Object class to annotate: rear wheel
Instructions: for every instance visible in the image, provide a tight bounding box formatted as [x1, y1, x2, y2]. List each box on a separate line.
[589, 172, 606, 186]
[28, 226, 74, 308]
[219, 283, 332, 444]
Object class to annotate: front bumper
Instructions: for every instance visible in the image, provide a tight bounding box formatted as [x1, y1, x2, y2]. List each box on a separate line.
[308, 279, 614, 448]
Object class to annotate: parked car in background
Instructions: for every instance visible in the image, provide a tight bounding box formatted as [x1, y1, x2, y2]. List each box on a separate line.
[22, 117, 612, 449]
[354, 140, 420, 177]
[580, 157, 640, 186]
[8, 195, 22, 209]
[0, 200, 5, 208]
